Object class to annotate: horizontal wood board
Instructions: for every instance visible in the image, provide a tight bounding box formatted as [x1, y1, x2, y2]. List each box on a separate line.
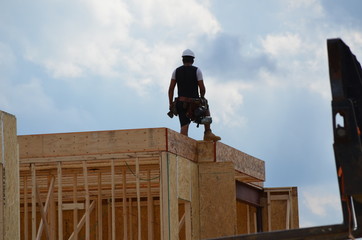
[216, 142, 265, 182]
[18, 128, 167, 159]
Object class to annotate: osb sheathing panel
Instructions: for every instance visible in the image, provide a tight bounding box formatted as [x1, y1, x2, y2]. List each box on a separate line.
[160, 153, 179, 240]
[166, 129, 198, 162]
[199, 162, 237, 239]
[16, 127, 269, 240]
[196, 141, 215, 162]
[161, 152, 199, 240]
[190, 161, 200, 240]
[261, 187, 299, 231]
[0, 111, 20, 240]
[291, 188, 299, 228]
[177, 156, 192, 201]
[236, 201, 258, 235]
[168, 153, 179, 240]
[18, 128, 265, 183]
[216, 142, 265, 182]
[18, 128, 167, 158]
[270, 200, 287, 231]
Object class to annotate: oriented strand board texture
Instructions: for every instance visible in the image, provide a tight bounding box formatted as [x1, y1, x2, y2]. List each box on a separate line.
[0, 111, 20, 240]
[236, 201, 258, 235]
[190, 161, 200, 240]
[168, 154, 179, 240]
[166, 129, 198, 161]
[261, 187, 299, 231]
[18, 128, 167, 158]
[199, 162, 237, 239]
[177, 156, 192, 201]
[216, 142, 265, 182]
[16, 127, 282, 240]
[196, 141, 215, 162]
[160, 153, 179, 240]
[291, 188, 299, 228]
[161, 152, 199, 240]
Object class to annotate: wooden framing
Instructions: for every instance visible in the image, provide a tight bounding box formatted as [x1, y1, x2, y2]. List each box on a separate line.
[13, 127, 298, 240]
[0, 111, 20, 240]
[262, 187, 299, 231]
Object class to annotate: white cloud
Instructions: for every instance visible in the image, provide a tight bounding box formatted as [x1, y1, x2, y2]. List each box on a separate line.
[206, 78, 251, 127]
[300, 185, 342, 226]
[17, 0, 220, 83]
[257, 30, 332, 100]
[261, 33, 302, 57]
[128, 0, 220, 35]
[80, 0, 132, 26]
[302, 190, 340, 217]
[284, 0, 325, 18]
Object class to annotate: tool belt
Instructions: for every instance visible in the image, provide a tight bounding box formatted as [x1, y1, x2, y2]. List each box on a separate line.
[177, 96, 208, 122]
[168, 96, 211, 127]
[177, 96, 199, 103]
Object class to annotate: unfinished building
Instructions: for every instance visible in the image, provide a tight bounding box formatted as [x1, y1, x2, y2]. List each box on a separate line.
[0, 110, 298, 240]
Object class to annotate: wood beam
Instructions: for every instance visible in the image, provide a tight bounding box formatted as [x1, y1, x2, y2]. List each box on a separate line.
[35, 185, 50, 240]
[111, 160, 115, 240]
[67, 200, 96, 240]
[136, 157, 141, 240]
[73, 174, 78, 240]
[18, 128, 167, 160]
[82, 161, 90, 240]
[147, 170, 154, 240]
[24, 176, 28, 240]
[97, 172, 102, 240]
[36, 177, 55, 240]
[57, 162, 63, 240]
[31, 164, 36, 240]
[0, 164, 3, 240]
[122, 169, 128, 240]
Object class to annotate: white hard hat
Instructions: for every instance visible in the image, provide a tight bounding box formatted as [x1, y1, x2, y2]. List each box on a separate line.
[182, 49, 195, 58]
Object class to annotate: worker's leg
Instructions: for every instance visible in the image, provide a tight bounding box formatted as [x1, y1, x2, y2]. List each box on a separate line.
[180, 124, 189, 136]
[202, 104, 221, 141]
[177, 101, 191, 136]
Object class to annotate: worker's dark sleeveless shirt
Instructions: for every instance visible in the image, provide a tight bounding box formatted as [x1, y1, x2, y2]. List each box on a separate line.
[175, 66, 199, 98]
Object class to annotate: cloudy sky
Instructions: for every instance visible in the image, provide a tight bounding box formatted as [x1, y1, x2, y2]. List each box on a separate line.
[1, 0, 362, 229]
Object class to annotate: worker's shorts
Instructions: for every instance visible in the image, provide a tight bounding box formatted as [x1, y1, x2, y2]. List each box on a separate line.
[176, 101, 192, 127]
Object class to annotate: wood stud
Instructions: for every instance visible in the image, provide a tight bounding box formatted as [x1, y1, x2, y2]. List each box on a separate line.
[13, 128, 298, 240]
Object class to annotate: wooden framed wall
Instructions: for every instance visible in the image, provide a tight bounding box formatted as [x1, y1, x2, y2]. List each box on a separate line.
[160, 152, 197, 240]
[19, 154, 161, 240]
[0, 110, 20, 240]
[261, 187, 299, 231]
[236, 201, 259, 234]
[198, 162, 237, 239]
[17, 128, 269, 240]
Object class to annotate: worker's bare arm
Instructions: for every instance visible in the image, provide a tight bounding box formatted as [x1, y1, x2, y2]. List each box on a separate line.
[168, 79, 177, 106]
[198, 80, 206, 98]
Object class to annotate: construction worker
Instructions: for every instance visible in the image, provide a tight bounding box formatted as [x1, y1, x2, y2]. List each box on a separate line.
[168, 49, 221, 141]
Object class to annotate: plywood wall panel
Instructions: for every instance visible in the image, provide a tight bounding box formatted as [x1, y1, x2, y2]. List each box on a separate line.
[18, 128, 167, 159]
[261, 187, 299, 232]
[166, 129, 198, 161]
[216, 142, 265, 182]
[199, 162, 237, 239]
[196, 141, 215, 162]
[177, 156, 192, 202]
[0, 111, 20, 240]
